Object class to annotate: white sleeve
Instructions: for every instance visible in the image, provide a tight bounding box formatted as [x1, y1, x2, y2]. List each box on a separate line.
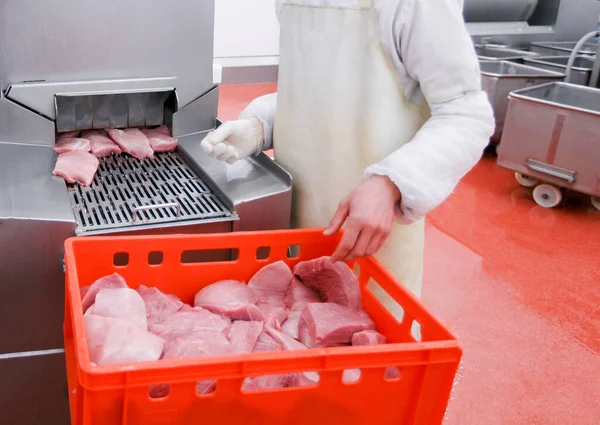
[239, 93, 278, 150]
[365, 0, 494, 223]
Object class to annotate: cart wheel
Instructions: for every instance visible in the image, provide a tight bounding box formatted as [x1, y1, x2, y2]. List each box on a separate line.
[533, 184, 562, 208]
[591, 196, 600, 211]
[515, 172, 538, 188]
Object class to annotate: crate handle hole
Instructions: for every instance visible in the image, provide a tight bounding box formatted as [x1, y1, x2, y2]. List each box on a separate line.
[181, 249, 239, 264]
[256, 246, 271, 260]
[113, 252, 129, 267]
[342, 369, 362, 385]
[149, 384, 170, 399]
[287, 245, 301, 259]
[148, 251, 163, 265]
[196, 380, 217, 396]
[411, 321, 422, 342]
[384, 367, 402, 382]
[242, 371, 319, 392]
[367, 280, 404, 323]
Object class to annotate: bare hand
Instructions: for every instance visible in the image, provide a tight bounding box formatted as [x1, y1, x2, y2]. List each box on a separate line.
[324, 175, 401, 263]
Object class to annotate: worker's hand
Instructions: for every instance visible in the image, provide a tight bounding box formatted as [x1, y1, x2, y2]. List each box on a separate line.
[324, 175, 401, 263]
[200, 118, 264, 164]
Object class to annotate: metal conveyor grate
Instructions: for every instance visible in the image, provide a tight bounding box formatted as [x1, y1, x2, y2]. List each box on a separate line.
[67, 152, 232, 234]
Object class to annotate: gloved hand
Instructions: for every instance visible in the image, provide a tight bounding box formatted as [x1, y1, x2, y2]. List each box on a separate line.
[200, 118, 264, 164]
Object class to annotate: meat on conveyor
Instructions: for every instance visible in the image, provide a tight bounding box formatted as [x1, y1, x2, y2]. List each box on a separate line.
[142, 126, 179, 153]
[82, 130, 122, 158]
[53, 137, 92, 154]
[52, 150, 100, 187]
[106, 128, 154, 159]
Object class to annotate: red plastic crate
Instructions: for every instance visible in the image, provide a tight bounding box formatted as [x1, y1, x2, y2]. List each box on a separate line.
[64, 229, 462, 425]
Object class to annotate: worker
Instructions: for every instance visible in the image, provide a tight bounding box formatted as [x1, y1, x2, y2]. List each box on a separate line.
[201, 0, 494, 307]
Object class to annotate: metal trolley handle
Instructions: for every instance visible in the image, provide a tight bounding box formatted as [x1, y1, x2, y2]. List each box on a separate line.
[132, 203, 181, 222]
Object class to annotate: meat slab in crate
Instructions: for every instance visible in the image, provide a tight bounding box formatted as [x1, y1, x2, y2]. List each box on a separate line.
[64, 229, 462, 425]
[68, 152, 233, 235]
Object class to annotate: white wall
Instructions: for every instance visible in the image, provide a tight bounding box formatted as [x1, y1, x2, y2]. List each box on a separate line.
[213, 0, 280, 67]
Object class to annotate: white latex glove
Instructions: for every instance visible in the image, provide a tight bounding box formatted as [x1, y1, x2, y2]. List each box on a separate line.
[200, 118, 264, 164]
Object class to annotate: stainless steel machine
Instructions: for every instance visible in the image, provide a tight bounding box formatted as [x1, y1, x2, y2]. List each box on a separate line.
[0, 1, 291, 424]
[464, 0, 600, 46]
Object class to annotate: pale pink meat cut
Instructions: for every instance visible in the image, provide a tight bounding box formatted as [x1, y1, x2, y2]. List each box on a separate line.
[53, 137, 91, 154]
[106, 128, 154, 159]
[149, 308, 231, 346]
[162, 331, 231, 359]
[194, 280, 262, 321]
[253, 331, 280, 353]
[281, 310, 301, 339]
[248, 261, 293, 306]
[227, 321, 264, 353]
[284, 278, 321, 310]
[53, 151, 99, 187]
[298, 302, 376, 348]
[257, 303, 287, 329]
[142, 128, 178, 153]
[57, 131, 80, 141]
[91, 288, 148, 330]
[242, 329, 289, 392]
[266, 328, 320, 387]
[83, 130, 122, 157]
[81, 273, 128, 313]
[163, 330, 232, 395]
[84, 315, 164, 366]
[351, 330, 387, 346]
[351, 330, 399, 379]
[152, 125, 171, 136]
[137, 285, 183, 325]
[294, 257, 362, 310]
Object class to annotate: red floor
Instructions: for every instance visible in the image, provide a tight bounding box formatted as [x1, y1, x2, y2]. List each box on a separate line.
[219, 84, 600, 425]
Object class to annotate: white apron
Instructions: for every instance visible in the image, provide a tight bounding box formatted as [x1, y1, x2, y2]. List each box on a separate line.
[273, 0, 428, 309]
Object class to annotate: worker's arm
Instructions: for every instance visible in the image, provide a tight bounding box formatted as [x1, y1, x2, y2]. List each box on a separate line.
[364, 0, 494, 223]
[238, 93, 277, 150]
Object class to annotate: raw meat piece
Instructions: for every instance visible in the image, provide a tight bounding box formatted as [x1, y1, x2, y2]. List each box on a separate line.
[81, 273, 128, 313]
[91, 288, 148, 330]
[83, 130, 122, 158]
[163, 331, 231, 395]
[106, 128, 154, 159]
[266, 329, 320, 387]
[57, 131, 80, 141]
[294, 257, 362, 310]
[242, 374, 289, 392]
[351, 330, 399, 379]
[352, 330, 387, 346]
[253, 331, 281, 353]
[85, 315, 164, 366]
[257, 303, 288, 329]
[298, 303, 376, 348]
[227, 321, 264, 353]
[281, 310, 301, 339]
[194, 280, 262, 321]
[80, 286, 90, 300]
[53, 137, 91, 154]
[142, 128, 178, 153]
[163, 331, 231, 359]
[246, 332, 293, 390]
[248, 261, 293, 306]
[149, 308, 231, 345]
[284, 278, 321, 310]
[137, 285, 183, 325]
[152, 125, 171, 136]
[53, 151, 99, 187]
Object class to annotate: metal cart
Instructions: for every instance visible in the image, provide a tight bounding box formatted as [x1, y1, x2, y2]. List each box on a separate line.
[479, 60, 565, 143]
[497, 82, 600, 210]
